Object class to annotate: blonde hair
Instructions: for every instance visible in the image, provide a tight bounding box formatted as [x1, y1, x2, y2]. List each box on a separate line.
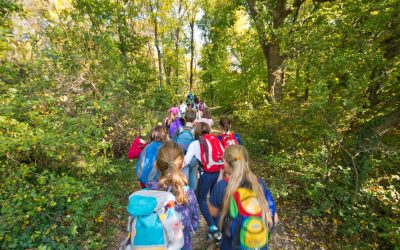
[219, 145, 272, 229]
[156, 141, 188, 205]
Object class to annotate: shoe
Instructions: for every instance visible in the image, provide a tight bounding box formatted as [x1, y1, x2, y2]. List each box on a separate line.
[208, 225, 222, 244]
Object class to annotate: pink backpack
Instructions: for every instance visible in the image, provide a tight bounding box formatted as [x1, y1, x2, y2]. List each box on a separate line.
[128, 137, 147, 159]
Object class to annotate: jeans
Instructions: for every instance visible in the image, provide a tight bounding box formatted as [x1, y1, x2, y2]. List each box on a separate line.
[183, 157, 198, 190]
[196, 171, 219, 227]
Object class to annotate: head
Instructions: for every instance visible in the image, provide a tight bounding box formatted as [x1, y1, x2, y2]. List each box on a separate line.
[155, 141, 188, 205]
[150, 125, 169, 142]
[202, 107, 211, 119]
[185, 109, 196, 123]
[169, 107, 179, 119]
[219, 117, 231, 133]
[219, 145, 272, 229]
[194, 122, 211, 140]
[180, 100, 183, 104]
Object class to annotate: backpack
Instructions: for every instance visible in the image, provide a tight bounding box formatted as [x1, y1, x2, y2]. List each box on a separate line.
[168, 118, 183, 138]
[223, 187, 269, 249]
[199, 134, 224, 173]
[221, 132, 239, 149]
[135, 142, 162, 184]
[174, 127, 195, 154]
[128, 137, 147, 159]
[198, 103, 204, 111]
[119, 190, 184, 250]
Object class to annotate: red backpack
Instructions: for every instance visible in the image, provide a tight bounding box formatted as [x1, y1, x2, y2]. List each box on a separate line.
[221, 132, 239, 149]
[128, 137, 147, 159]
[199, 134, 225, 173]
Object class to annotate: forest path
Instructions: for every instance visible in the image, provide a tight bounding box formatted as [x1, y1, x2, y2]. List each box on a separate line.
[106, 108, 323, 250]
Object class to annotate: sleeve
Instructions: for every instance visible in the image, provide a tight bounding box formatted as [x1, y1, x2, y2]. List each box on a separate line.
[209, 180, 227, 209]
[260, 180, 276, 216]
[188, 190, 200, 231]
[235, 133, 243, 145]
[184, 141, 200, 166]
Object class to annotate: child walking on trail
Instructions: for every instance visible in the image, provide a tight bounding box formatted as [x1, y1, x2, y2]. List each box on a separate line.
[197, 107, 214, 128]
[146, 141, 200, 250]
[165, 107, 184, 138]
[218, 117, 242, 148]
[208, 145, 278, 250]
[135, 126, 168, 188]
[174, 109, 198, 190]
[184, 122, 224, 243]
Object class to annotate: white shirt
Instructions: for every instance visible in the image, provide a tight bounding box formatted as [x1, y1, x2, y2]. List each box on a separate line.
[179, 103, 187, 113]
[184, 140, 201, 166]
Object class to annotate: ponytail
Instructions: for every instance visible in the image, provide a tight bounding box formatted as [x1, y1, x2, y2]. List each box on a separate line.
[219, 145, 272, 229]
[156, 142, 189, 205]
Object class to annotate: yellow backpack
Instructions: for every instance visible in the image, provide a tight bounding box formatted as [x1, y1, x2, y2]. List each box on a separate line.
[224, 188, 269, 249]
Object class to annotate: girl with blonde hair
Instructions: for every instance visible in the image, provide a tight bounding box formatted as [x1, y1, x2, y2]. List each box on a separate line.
[146, 141, 199, 250]
[208, 145, 278, 250]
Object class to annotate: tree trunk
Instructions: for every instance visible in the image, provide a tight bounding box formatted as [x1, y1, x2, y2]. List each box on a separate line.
[246, 0, 306, 102]
[150, 2, 163, 88]
[189, 20, 195, 91]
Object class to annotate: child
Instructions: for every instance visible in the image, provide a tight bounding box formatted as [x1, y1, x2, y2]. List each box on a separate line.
[208, 145, 278, 250]
[197, 107, 214, 128]
[184, 122, 224, 243]
[146, 141, 200, 250]
[218, 117, 242, 148]
[175, 109, 198, 190]
[135, 126, 168, 188]
[179, 100, 187, 118]
[165, 107, 184, 138]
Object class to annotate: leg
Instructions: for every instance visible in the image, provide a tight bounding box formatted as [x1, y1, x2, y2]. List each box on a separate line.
[196, 172, 219, 227]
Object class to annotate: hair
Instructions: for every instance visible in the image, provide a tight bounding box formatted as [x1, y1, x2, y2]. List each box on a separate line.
[219, 145, 272, 229]
[194, 122, 211, 140]
[202, 107, 211, 119]
[150, 125, 169, 142]
[219, 117, 231, 133]
[185, 109, 196, 123]
[155, 142, 188, 205]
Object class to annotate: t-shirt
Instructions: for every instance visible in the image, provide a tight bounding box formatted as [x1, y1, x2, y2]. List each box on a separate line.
[209, 178, 276, 250]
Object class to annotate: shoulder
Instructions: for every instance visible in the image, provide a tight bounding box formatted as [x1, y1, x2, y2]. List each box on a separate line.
[145, 181, 159, 190]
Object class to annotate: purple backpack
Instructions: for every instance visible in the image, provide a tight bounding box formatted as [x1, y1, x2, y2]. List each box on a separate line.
[169, 118, 183, 138]
[199, 103, 204, 111]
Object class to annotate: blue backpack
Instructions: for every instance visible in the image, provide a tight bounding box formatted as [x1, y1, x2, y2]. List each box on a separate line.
[173, 127, 195, 154]
[135, 141, 162, 185]
[119, 190, 184, 250]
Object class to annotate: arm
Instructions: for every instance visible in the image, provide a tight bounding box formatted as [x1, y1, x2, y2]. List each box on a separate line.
[189, 190, 200, 231]
[208, 202, 220, 217]
[208, 180, 226, 217]
[184, 141, 200, 165]
[261, 181, 279, 225]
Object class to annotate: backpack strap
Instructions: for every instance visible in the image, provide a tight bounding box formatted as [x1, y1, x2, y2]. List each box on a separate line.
[231, 213, 242, 249]
[199, 136, 208, 167]
[136, 148, 147, 179]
